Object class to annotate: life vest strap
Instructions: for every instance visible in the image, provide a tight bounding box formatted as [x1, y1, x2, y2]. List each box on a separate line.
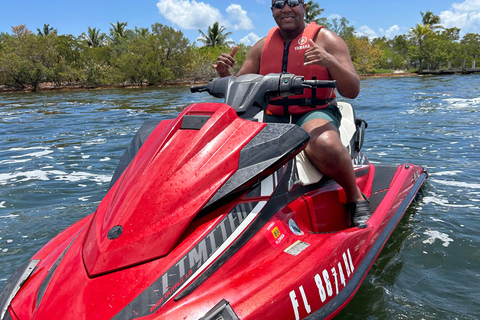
[270, 97, 335, 108]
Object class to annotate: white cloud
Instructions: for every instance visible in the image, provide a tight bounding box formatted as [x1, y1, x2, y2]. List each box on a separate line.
[378, 25, 401, 38]
[451, 0, 480, 11]
[226, 4, 254, 30]
[439, 0, 480, 34]
[239, 32, 261, 45]
[157, 0, 223, 29]
[356, 25, 378, 40]
[157, 0, 253, 31]
[327, 14, 342, 21]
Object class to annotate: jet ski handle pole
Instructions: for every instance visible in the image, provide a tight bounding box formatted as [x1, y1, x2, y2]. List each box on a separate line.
[190, 75, 337, 94]
[190, 74, 337, 116]
[302, 79, 337, 89]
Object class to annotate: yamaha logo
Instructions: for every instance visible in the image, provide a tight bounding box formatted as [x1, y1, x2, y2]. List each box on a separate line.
[298, 36, 308, 46]
[295, 36, 310, 51]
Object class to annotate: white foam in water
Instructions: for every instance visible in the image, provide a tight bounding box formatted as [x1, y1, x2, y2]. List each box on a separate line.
[444, 97, 480, 109]
[0, 169, 111, 185]
[0, 158, 33, 165]
[11, 150, 53, 159]
[431, 170, 462, 176]
[0, 147, 54, 165]
[422, 195, 475, 208]
[423, 230, 454, 247]
[0, 214, 16, 219]
[0, 147, 46, 153]
[430, 178, 480, 190]
[85, 138, 107, 146]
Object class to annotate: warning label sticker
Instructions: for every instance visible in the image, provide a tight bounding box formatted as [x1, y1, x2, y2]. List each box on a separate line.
[284, 240, 310, 256]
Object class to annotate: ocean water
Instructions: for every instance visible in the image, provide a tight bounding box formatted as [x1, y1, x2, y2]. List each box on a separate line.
[1, 74, 479, 319]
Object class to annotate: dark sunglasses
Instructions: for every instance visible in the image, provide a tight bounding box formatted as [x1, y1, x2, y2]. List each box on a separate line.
[272, 0, 304, 9]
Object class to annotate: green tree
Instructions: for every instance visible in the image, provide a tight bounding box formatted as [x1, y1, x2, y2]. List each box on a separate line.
[109, 21, 134, 44]
[111, 23, 193, 85]
[461, 33, 480, 61]
[197, 22, 234, 47]
[0, 34, 65, 90]
[134, 27, 150, 39]
[425, 27, 463, 69]
[409, 23, 431, 69]
[328, 17, 355, 40]
[37, 24, 57, 37]
[11, 24, 33, 37]
[348, 36, 382, 74]
[421, 11, 442, 30]
[304, 1, 327, 25]
[80, 27, 108, 47]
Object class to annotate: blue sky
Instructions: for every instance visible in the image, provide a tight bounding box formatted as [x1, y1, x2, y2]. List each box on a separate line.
[1, 0, 479, 45]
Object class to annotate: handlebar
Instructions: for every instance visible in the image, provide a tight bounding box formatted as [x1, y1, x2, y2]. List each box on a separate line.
[189, 73, 337, 116]
[302, 79, 337, 89]
[190, 85, 208, 93]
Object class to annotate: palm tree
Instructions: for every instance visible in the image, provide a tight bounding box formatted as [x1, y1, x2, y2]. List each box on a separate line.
[80, 27, 108, 47]
[421, 11, 442, 30]
[134, 27, 150, 39]
[409, 23, 432, 69]
[37, 24, 57, 36]
[197, 22, 234, 47]
[304, 1, 327, 25]
[110, 21, 128, 42]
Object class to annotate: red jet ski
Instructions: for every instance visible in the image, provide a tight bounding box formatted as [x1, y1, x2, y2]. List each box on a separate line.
[0, 73, 426, 320]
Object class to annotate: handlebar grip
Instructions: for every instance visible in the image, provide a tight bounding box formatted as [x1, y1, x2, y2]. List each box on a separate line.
[190, 85, 207, 93]
[303, 80, 337, 88]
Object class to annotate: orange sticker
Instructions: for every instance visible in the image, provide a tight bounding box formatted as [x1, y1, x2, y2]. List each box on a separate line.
[263, 219, 289, 249]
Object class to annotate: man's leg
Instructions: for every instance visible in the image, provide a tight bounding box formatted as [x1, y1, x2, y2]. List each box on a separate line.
[301, 118, 364, 203]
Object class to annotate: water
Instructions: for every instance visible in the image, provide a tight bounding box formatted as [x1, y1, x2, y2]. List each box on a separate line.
[1, 75, 479, 319]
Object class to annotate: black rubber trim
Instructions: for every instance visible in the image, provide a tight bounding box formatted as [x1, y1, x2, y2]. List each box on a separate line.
[371, 165, 398, 194]
[205, 123, 310, 208]
[269, 97, 334, 107]
[108, 120, 161, 189]
[304, 171, 427, 319]
[181, 115, 211, 130]
[37, 235, 78, 308]
[368, 190, 387, 213]
[199, 299, 239, 320]
[0, 260, 39, 320]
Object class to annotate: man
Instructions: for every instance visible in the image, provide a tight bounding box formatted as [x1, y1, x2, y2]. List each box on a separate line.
[214, 0, 369, 226]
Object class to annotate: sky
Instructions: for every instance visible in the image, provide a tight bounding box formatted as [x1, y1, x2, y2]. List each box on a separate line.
[1, 0, 480, 45]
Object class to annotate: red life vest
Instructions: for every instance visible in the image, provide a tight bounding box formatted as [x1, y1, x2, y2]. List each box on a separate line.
[259, 22, 336, 115]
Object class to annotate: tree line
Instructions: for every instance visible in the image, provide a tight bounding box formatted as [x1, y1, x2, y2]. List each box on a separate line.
[1, 5, 479, 91]
[0, 22, 250, 91]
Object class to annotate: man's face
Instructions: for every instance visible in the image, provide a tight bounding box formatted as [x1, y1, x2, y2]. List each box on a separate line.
[271, 0, 306, 33]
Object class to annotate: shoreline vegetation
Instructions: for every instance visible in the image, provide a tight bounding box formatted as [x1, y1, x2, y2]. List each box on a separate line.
[0, 71, 420, 94]
[2, 9, 479, 93]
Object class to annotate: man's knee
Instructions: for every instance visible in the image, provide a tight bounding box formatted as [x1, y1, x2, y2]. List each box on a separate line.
[310, 130, 342, 152]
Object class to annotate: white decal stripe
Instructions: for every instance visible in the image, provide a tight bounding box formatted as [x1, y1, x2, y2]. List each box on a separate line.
[171, 201, 267, 301]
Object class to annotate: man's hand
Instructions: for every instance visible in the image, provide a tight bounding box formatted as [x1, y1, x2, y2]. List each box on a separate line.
[214, 46, 239, 77]
[304, 39, 334, 68]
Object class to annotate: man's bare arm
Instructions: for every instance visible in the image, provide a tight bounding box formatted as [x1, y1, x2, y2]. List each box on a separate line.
[304, 30, 360, 99]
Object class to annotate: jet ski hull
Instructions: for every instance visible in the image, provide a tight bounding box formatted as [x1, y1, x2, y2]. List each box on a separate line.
[0, 74, 427, 320]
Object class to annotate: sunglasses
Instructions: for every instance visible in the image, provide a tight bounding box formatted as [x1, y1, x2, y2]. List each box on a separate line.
[272, 0, 304, 9]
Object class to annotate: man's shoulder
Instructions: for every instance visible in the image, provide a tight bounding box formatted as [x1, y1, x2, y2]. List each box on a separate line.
[250, 37, 267, 54]
[254, 36, 267, 47]
[316, 28, 344, 46]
